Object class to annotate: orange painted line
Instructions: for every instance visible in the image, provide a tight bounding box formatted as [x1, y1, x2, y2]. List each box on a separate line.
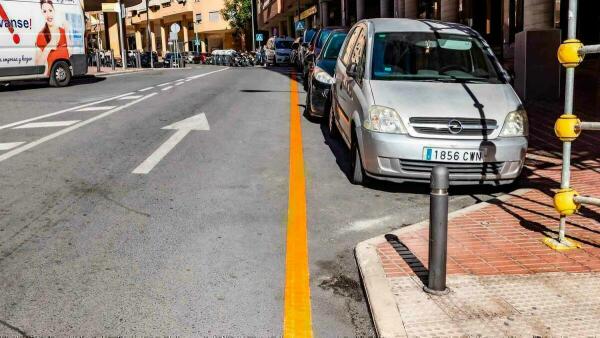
[283, 71, 313, 338]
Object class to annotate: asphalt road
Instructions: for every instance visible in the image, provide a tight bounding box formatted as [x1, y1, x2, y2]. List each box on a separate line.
[0, 65, 507, 336]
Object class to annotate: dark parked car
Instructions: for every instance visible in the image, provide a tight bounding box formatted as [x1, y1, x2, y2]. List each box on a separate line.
[303, 26, 345, 89]
[305, 29, 348, 118]
[297, 28, 317, 71]
[163, 53, 185, 67]
[140, 51, 159, 68]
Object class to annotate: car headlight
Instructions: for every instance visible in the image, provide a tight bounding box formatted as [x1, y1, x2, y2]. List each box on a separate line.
[363, 105, 408, 134]
[313, 66, 335, 85]
[500, 109, 529, 137]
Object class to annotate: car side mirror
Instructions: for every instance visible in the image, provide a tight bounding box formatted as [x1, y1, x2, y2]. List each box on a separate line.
[346, 63, 357, 78]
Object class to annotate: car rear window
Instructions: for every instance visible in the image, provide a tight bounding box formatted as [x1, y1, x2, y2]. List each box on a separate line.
[275, 40, 293, 49]
[317, 30, 332, 49]
[322, 32, 348, 59]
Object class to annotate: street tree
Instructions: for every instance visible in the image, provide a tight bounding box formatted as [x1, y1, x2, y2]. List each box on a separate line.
[221, 0, 252, 51]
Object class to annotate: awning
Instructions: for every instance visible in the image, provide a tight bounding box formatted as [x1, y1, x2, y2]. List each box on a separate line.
[83, 0, 144, 11]
[148, 0, 170, 6]
[127, 1, 147, 12]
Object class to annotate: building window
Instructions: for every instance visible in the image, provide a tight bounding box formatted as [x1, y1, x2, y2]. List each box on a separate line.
[209, 11, 220, 22]
[196, 13, 202, 23]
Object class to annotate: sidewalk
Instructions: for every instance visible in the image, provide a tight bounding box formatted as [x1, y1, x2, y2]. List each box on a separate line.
[356, 102, 600, 337]
[87, 66, 150, 76]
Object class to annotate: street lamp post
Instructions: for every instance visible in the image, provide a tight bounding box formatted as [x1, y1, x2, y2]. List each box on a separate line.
[146, 0, 153, 68]
[250, 0, 256, 50]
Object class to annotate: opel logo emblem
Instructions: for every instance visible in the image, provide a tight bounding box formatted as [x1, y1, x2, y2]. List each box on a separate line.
[448, 120, 463, 134]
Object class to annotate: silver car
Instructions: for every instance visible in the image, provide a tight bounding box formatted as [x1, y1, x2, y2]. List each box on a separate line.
[329, 19, 528, 186]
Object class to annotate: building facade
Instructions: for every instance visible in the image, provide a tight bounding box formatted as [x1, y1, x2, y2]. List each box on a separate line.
[86, 0, 240, 58]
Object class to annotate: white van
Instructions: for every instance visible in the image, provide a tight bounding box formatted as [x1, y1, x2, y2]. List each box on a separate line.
[0, 0, 87, 86]
[264, 36, 293, 66]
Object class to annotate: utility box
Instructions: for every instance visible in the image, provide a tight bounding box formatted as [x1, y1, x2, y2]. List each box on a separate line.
[514, 29, 562, 102]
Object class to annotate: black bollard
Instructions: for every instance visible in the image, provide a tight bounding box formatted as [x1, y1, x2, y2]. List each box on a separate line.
[423, 166, 450, 295]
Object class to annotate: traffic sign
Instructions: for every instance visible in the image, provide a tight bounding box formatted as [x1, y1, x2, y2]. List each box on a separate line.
[295, 20, 305, 31]
[169, 31, 178, 41]
[256, 33, 264, 42]
[170, 23, 180, 33]
[194, 39, 200, 46]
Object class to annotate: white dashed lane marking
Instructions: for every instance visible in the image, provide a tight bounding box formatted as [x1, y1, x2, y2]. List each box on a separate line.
[139, 87, 154, 92]
[161, 86, 173, 91]
[157, 82, 172, 87]
[0, 142, 25, 151]
[77, 106, 116, 112]
[13, 121, 81, 129]
[119, 95, 143, 100]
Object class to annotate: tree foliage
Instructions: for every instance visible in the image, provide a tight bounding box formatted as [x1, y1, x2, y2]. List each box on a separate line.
[221, 0, 252, 34]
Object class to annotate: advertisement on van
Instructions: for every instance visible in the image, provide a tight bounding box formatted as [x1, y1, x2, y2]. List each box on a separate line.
[0, 0, 84, 77]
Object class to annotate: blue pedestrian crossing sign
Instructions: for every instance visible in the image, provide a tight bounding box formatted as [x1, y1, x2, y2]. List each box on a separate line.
[256, 33, 264, 42]
[295, 20, 305, 31]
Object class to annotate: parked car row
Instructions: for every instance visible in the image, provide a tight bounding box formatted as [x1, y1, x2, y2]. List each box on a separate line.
[302, 19, 528, 187]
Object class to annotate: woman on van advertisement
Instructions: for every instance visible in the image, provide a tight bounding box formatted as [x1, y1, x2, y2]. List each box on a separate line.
[35, 0, 72, 75]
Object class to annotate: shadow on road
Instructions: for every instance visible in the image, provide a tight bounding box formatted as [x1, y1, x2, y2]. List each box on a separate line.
[0, 75, 106, 92]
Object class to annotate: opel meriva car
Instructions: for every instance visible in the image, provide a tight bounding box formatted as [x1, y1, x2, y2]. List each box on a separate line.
[329, 19, 528, 186]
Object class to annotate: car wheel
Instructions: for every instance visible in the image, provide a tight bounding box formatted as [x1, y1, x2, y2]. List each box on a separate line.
[328, 101, 339, 138]
[350, 134, 367, 185]
[49, 61, 71, 87]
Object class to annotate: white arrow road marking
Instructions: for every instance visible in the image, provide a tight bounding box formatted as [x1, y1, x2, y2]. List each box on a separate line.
[119, 95, 143, 100]
[0, 93, 157, 164]
[13, 120, 80, 129]
[0, 92, 134, 130]
[132, 113, 210, 175]
[0, 142, 25, 151]
[161, 86, 173, 91]
[77, 106, 116, 112]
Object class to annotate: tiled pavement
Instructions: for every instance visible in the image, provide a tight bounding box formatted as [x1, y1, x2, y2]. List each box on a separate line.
[356, 101, 600, 337]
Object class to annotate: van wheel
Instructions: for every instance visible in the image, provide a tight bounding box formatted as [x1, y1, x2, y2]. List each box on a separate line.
[350, 133, 368, 185]
[49, 61, 71, 87]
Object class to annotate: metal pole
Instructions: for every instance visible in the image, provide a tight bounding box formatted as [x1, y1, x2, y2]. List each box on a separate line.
[558, 0, 578, 244]
[579, 122, 600, 131]
[111, 49, 116, 70]
[146, 0, 153, 69]
[250, 0, 256, 50]
[574, 196, 600, 207]
[96, 49, 101, 72]
[116, 0, 126, 70]
[579, 44, 600, 55]
[424, 166, 450, 295]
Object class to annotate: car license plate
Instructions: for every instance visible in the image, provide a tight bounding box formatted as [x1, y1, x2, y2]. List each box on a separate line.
[423, 148, 485, 163]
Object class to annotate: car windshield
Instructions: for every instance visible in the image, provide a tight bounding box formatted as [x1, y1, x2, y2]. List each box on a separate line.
[275, 40, 292, 49]
[372, 32, 504, 83]
[304, 29, 317, 43]
[317, 30, 332, 49]
[322, 32, 347, 59]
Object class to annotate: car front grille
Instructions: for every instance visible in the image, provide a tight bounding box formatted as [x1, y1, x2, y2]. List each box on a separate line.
[399, 159, 505, 175]
[409, 117, 497, 136]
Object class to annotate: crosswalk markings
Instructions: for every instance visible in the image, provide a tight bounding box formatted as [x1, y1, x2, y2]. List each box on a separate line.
[13, 121, 81, 129]
[0, 142, 25, 151]
[77, 106, 116, 112]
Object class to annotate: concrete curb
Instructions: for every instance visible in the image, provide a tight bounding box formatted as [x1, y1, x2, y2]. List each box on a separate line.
[355, 188, 532, 337]
[92, 68, 152, 77]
